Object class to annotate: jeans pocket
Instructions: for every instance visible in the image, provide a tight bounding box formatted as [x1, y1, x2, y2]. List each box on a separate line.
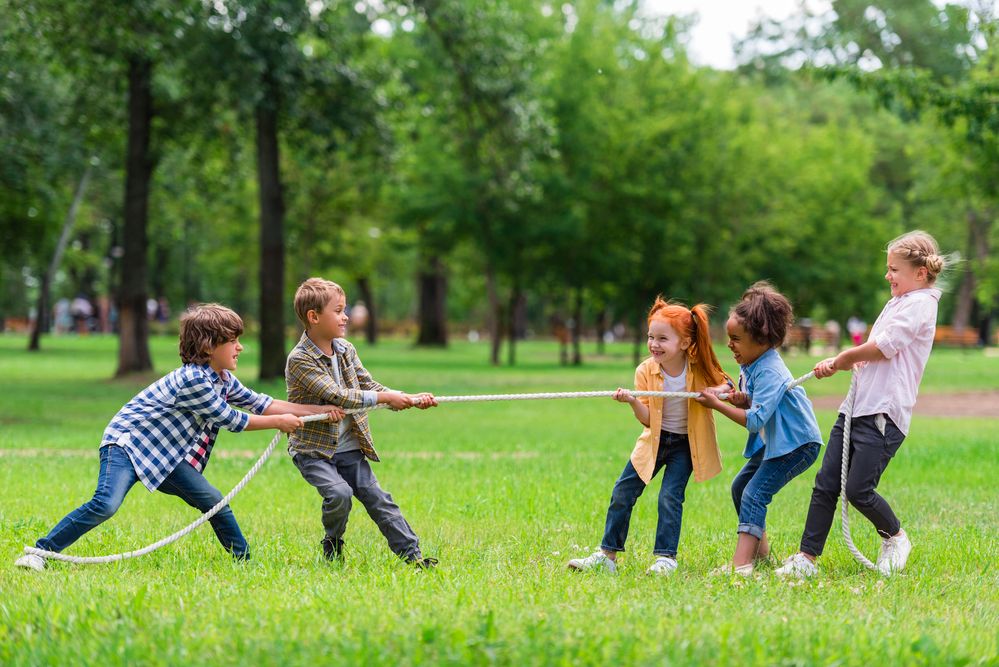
[882, 418, 905, 458]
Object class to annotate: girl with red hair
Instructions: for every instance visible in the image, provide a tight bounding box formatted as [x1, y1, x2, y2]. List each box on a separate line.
[568, 297, 732, 576]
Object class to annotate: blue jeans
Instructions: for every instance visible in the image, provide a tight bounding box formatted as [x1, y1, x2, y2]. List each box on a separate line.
[731, 442, 820, 539]
[35, 445, 249, 558]
[601, 432, 694, 557]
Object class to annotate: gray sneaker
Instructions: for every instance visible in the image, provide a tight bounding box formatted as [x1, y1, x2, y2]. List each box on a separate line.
[567, 551, 617, 574]
[774, 553, 818, 579]
[14, 553, 46, 571]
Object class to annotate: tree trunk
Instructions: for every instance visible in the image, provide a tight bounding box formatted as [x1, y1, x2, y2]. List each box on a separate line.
[29, 162, 93, 351]
[951, 209, 979, 331]
[595, 308, 608, 355]
[115, 56, 154, 377]
[416, 255, 447, 346]
[506, 284, 523, 366]
[485, 265, 502, 366]
[571, 287, 583, 366]
[357, 276, 378, 345]
[970, 210, 992, 345]
[256, 78, 286, 381]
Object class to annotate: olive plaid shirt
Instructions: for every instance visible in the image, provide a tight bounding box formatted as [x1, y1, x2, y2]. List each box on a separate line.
[285, 333, 387, 460]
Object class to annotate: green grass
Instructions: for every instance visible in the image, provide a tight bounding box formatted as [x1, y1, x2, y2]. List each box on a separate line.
[0, 334, 996, 666]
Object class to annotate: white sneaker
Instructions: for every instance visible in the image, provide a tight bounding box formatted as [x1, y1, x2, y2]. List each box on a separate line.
[647, 556, 678, 576]
[567, 551, 617, 574]
[14, 553, 46, 571]
[774, 553, 818, 579]
[877, 530, 912, 576]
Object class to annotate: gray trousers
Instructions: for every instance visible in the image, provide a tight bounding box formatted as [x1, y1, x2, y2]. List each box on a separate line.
[292, 449, 421, 559]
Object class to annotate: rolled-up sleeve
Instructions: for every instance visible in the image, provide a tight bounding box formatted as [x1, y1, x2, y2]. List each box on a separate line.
[744, 369, 785, 434]
[227, 376, 273, 415]
[874, 300, 928, 359]
[174, 374, 250, 433]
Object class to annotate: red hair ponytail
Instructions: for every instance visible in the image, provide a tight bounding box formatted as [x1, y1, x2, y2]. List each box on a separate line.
[689, 304, 726, 387]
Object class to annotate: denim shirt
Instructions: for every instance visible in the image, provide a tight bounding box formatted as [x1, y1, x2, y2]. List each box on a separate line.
[740, 348, 822, 460]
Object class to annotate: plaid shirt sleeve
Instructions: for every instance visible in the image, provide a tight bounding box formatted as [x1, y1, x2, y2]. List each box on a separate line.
[174, 371, 251, 432]
[286, 351, 370, 410]
[226, 375, 273, 415]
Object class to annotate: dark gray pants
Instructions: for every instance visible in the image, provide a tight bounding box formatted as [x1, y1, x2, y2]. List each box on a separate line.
[799, 413, 904, 557]
[293, 450, 421, 560]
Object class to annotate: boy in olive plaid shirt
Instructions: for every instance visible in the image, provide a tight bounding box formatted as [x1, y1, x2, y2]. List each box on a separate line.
[286, 277, 439, 567]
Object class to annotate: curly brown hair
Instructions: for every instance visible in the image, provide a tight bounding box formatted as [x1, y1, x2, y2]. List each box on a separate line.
[178, 303, 243, 365]
[730, 281, 793, 348]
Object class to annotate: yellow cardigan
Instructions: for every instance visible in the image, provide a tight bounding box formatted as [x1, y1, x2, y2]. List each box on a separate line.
[629, 356, 728, 484]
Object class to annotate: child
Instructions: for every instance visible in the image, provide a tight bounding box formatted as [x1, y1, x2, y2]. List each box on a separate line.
[567, 299, 733, 575]
[14, 303, 343, 571]
[776, 231, 945, 578]
[695, 282, 823, 576]
[286, 278, 439, 568]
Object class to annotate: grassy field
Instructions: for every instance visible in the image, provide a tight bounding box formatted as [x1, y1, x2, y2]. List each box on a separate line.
[1, 334, 996, 666]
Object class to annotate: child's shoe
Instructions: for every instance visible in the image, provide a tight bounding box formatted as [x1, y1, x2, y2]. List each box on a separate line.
[646, 556, 678, 576]
[774, 553, 818, 579]
[407, 556, 439, 570]
[876, 530, 912, 576]
[14, 553, 45, 571]
[567, 551, 617, 574]
[321, 536, 344, 562]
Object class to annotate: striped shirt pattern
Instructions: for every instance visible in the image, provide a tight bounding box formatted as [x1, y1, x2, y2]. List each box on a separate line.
[285, 333, 384, 460]
[101, 365, 273, 491]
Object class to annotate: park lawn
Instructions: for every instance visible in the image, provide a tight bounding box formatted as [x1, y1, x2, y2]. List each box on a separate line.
[0, 334, 996, 666]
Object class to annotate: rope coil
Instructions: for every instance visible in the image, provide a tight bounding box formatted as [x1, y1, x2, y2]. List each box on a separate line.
[24, 370, 874, 569]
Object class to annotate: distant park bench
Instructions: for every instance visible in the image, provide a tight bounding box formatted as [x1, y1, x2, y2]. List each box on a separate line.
[934, 325, 980, 347]
[784, 325, 839, 352]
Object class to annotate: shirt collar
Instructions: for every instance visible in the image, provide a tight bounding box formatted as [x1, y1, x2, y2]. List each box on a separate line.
[741, 346, 777, 375]
[897, 287, 942, 302]
[196, 364, 228, 385]
[299, 331, 347, 360]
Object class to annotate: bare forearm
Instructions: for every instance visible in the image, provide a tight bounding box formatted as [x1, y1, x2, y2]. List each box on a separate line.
[836, 341, 886, 370]
[265, 399, 326, 417]
[629, 400, 650, 427]
[715, 402, 747, 428]
[245, 414, 289, 432]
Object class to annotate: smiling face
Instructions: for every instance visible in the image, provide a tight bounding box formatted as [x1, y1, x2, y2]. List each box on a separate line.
[726, 315, 769, 366]
[647, 319, 689, 371]
[885, 251, 929, 298]
[310, 293, 349, 340]
[208, 337, 243, 374]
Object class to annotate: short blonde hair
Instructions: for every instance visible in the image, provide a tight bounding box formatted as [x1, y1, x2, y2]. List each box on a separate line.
[294, 277, 346, 328]
[887, 230, 946, 283]
[179, 303, 243, 365]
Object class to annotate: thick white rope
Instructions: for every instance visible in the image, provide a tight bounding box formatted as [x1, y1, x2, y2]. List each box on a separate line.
[838, 371, 878, 570]
[25, 370, 875, 568]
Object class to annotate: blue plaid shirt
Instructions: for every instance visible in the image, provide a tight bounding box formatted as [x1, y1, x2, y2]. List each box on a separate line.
[101, 365, 273, 491]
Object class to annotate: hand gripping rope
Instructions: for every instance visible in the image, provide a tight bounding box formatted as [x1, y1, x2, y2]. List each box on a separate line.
[23, 371, 875, 568]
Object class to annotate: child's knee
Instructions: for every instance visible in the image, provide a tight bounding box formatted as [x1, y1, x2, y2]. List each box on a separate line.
[87, 496, 122, 520]
[322, 483, 353, 505]
[844, 479, 875, 507]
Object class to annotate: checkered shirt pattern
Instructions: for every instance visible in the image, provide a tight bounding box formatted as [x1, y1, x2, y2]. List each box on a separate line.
[101, 365, 273, 490]
[285, 333, 385, 460]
